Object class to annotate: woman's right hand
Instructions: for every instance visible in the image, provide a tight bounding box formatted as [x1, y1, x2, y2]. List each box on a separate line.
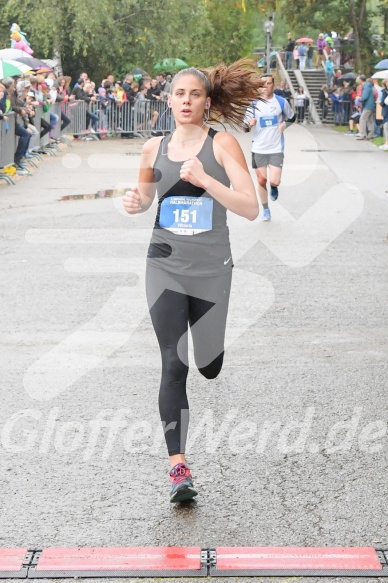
[123, 186, 142, 214]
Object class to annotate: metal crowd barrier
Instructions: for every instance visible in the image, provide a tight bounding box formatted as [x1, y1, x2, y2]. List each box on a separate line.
[63, 100, 88, 137]
[0, 112, 16, 169]
[2, 96, 180, 180]
[83, 98, 175, 137]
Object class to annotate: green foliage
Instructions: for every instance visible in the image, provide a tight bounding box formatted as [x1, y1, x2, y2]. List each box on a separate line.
[4, 0, 383, 81]
[2, 0, 264, 82]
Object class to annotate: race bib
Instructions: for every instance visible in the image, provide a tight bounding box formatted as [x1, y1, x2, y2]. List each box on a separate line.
[259, 115, 278, 128]
[159, 196, 213, 236]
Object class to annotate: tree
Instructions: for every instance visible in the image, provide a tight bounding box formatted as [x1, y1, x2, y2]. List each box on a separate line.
[277, 0, 374, 72]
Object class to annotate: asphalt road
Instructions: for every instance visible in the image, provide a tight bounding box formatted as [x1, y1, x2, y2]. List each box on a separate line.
[0, 125, 387, 583]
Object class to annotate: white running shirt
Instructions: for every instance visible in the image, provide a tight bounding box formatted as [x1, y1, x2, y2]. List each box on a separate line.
[244, 94, 294, 154]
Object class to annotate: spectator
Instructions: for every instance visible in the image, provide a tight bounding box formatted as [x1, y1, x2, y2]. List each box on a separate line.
[45, 78, 60, 136]
[55, 77, 72, 134]
[307, 43, 314, 69]
[345, 105, 362, 135]
[283, 82, 292, 103]
[146, 78, 162, 101]
[57, 76, 73, 101]
[298, 42, 308, 70]
[274, 81, 285, 97]
[331, 87, 343, 125]
[356, 75, 375, 140]
[318, 84, 329, 120]
[342, 83, 353, 124]
[39, 83, 56, 139]
[122, 74, 135, 104]
[316, 33, 326, 68]
[325, 55, 335, 87]
[293, 44, 299, 69]
[333, 33, 342, 68]
[1, 77, 32, 171]
[295, 86, 308, 122]
[379, 79, 388, 150]
[332, 69, 343, 89]
[156, 73, 171, 97]
[71, 78, 99, 133]
[373, 79, 383, 138]
[284, 33, 295, 70]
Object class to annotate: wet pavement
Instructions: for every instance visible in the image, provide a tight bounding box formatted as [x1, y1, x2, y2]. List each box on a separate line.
[0, 129, 387, 582]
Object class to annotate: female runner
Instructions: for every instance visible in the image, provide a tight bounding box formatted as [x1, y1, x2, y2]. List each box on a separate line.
[123, 61, 264, 503]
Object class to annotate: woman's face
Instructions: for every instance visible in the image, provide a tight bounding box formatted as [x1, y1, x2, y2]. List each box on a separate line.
[170, 74, 209, 126]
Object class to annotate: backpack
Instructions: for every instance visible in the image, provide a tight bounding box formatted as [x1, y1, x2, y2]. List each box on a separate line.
[298, 45, 307, 56]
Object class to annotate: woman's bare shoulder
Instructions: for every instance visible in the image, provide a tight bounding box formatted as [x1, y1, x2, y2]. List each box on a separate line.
[213, 131, 239, 147]
[142, 135, 164, 155]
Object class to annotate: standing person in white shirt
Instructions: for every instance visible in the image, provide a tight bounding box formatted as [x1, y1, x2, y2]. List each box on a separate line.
[244, 74, 295, 221]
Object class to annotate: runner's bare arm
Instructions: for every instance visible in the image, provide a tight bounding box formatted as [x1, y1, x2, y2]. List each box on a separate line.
[123, 137, 162, 214]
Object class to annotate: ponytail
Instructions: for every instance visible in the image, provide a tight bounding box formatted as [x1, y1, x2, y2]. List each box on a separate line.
[171, 59, 266, 129]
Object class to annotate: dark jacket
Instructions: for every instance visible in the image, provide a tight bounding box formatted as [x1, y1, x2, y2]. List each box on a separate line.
[284, 39, 295, 52]
[72, 85, 91, 103]
[360, 81, 375, 111]
[7, 90, 25, 115]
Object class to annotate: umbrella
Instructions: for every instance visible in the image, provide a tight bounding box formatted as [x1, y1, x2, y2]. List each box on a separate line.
[0, 48, 32, 60]
[153, 58, 188, 71]
[0, 59, 32, 78]
[131, 67, 147, 75]
[15, 56, 53, 72]
[372, 69, 388, 79]
[338, 72, 357, 82]
[295, 37, 313, 43]
[374, 58, 388, 70]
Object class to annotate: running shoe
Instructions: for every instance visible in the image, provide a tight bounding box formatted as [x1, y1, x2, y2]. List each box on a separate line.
[345, 130, 354, 135]
[262, 208, 271, 221]
[379, 144, 388, 150]
[169, 463, 198, 503]
[270, 185, 279, 201]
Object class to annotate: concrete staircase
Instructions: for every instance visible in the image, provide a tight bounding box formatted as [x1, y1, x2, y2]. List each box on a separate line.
[288, 69, 333, 123]
[287, 70, 299, 95]
[301, 69, 333, 123]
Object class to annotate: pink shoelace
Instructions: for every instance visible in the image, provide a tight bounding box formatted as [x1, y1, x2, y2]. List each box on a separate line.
[170, 463, 192, 484]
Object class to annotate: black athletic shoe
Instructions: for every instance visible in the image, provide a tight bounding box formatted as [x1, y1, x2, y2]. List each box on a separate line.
[169, 463, 198, 503]
[270, 185, 279, 201]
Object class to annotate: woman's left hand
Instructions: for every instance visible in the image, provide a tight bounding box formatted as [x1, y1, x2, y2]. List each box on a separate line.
[180, 157, 208, 188]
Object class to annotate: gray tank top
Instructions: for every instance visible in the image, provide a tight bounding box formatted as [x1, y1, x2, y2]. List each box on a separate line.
[147, 128, 233, 276]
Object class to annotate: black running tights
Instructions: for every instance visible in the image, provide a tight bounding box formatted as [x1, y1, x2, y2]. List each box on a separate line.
[146, 265, 232, 455]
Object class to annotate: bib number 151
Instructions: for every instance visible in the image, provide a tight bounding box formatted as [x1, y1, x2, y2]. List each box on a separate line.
[172, 209, 197, 224]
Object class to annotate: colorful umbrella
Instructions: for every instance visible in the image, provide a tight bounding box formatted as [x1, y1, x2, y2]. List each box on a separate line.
[15, 56, 53, 72]
[372, 69, 388, 79]
[374, 59, 388, 70]
[0, 59, 32, 78]
[295, 37, 313, 43]
[153, 58, 188, 71]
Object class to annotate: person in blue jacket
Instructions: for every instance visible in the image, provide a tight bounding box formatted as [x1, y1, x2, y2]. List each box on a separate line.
[356, 75, 375, 140]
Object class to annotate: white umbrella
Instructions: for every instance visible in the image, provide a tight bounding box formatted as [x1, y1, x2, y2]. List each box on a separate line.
[0, 48, 32, 60]
[371, 69, 388, 79]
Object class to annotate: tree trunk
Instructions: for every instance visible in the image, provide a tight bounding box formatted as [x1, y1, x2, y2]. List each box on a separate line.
[53, 47, 63, 77]
[349, 0, 368, 73]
